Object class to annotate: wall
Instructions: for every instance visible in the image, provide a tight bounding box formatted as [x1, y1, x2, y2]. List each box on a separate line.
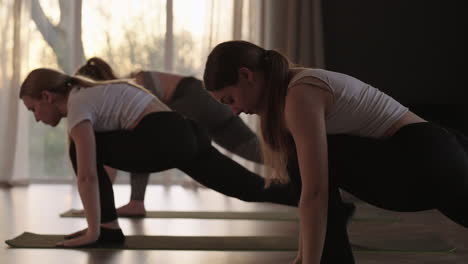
[322, 0, 465, 105]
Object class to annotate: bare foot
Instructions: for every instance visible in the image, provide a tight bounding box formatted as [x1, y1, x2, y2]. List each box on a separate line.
[116, 201, 146, 217]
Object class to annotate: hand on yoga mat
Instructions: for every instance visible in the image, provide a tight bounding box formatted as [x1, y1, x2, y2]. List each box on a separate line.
[56, 230, 99, 247]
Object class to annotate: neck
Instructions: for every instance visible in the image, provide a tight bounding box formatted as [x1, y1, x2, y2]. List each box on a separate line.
[55, 93, 70, 117]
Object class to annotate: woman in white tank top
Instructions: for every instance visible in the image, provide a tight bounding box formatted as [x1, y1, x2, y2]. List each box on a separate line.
[204, 40, 468, 264]
[71, 57, 263, 217]
[19, 68, 300, 247]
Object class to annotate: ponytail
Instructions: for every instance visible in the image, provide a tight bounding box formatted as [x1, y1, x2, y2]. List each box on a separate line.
[75, 57, 118, 81]
[203, 41, 294, 186]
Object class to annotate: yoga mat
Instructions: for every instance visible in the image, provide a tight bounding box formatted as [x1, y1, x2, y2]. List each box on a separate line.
[61, 210, 298, 221]
[5, 232, 456, 253]
[349, 233, 457, 253]
[60, 209, 400, 222]
[5, 232, 297, 251]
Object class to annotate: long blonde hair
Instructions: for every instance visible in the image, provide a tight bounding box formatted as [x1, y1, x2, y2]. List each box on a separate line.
[203, 40, 295, 186]
[19, 67, 150, 100]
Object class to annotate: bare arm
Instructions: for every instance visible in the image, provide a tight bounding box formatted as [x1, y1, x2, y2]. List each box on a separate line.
[285, 84, 330, 264]
[57, 121, 101, 246]
[291, 231, 303, 264]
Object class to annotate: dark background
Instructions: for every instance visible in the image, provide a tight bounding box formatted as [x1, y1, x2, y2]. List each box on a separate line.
[322, 0, 466, 132]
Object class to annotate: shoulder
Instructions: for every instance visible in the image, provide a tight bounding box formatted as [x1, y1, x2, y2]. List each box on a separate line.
[67, 88, 98, 118]
[133, 70, 150, 82]
[285, 82, 332, 121]
[68, 87, 88, 105]
[289, 68, 332, 89]
[284, 83, 329, 137]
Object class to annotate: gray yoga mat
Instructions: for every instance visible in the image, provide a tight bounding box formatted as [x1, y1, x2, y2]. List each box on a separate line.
[60, 209, 400, 222]
[5, 232, 456, 253]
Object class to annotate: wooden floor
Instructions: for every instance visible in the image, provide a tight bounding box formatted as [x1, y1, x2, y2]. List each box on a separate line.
[0, 184, 467, 264]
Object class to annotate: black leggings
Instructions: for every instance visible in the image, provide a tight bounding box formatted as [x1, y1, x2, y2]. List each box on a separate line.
[288, 122, 468, 264]
[127, 77, 262, 201]
[68, 112, 298, 222]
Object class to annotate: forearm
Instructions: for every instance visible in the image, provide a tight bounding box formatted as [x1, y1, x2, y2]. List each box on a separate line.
[77, 174, 101, 235]
[300, 195, 328, 264]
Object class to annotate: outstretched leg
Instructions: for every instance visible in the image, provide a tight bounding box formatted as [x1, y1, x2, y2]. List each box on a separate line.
[179, 144, 299, 206]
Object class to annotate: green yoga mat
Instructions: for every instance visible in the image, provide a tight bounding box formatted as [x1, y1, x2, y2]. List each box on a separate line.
[60, 209, 400, 222]
[5, 232, 456, 253]
[61, 210, 298, 221]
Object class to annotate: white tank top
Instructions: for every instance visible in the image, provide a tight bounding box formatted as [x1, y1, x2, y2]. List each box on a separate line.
[66, 82, 170, 133]
[289, 69, 408, 138]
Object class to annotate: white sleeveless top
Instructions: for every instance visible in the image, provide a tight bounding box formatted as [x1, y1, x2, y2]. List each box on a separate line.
[289, 69, 408, 138]
[66, 82, 170, 133]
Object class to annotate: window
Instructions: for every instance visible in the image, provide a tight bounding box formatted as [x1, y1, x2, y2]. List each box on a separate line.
[24, 0, 261, 182]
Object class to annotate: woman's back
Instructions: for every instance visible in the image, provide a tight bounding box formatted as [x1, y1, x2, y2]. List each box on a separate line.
[67, 82, 169, 133]
[290, 69, 409, 138]
[134, 71, 184, 103]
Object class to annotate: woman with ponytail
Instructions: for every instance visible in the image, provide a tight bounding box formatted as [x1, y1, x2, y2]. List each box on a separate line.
[203, 40, 468, 264]
[19, 67, 299, 247]
[74, 57, 264, 217]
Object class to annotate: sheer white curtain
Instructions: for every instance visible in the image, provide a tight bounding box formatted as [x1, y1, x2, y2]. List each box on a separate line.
[0, 0, 31, 186]
[261, 0, 325, 68]
[1, 0, 265, 186]
[196, 0, 264, 175]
